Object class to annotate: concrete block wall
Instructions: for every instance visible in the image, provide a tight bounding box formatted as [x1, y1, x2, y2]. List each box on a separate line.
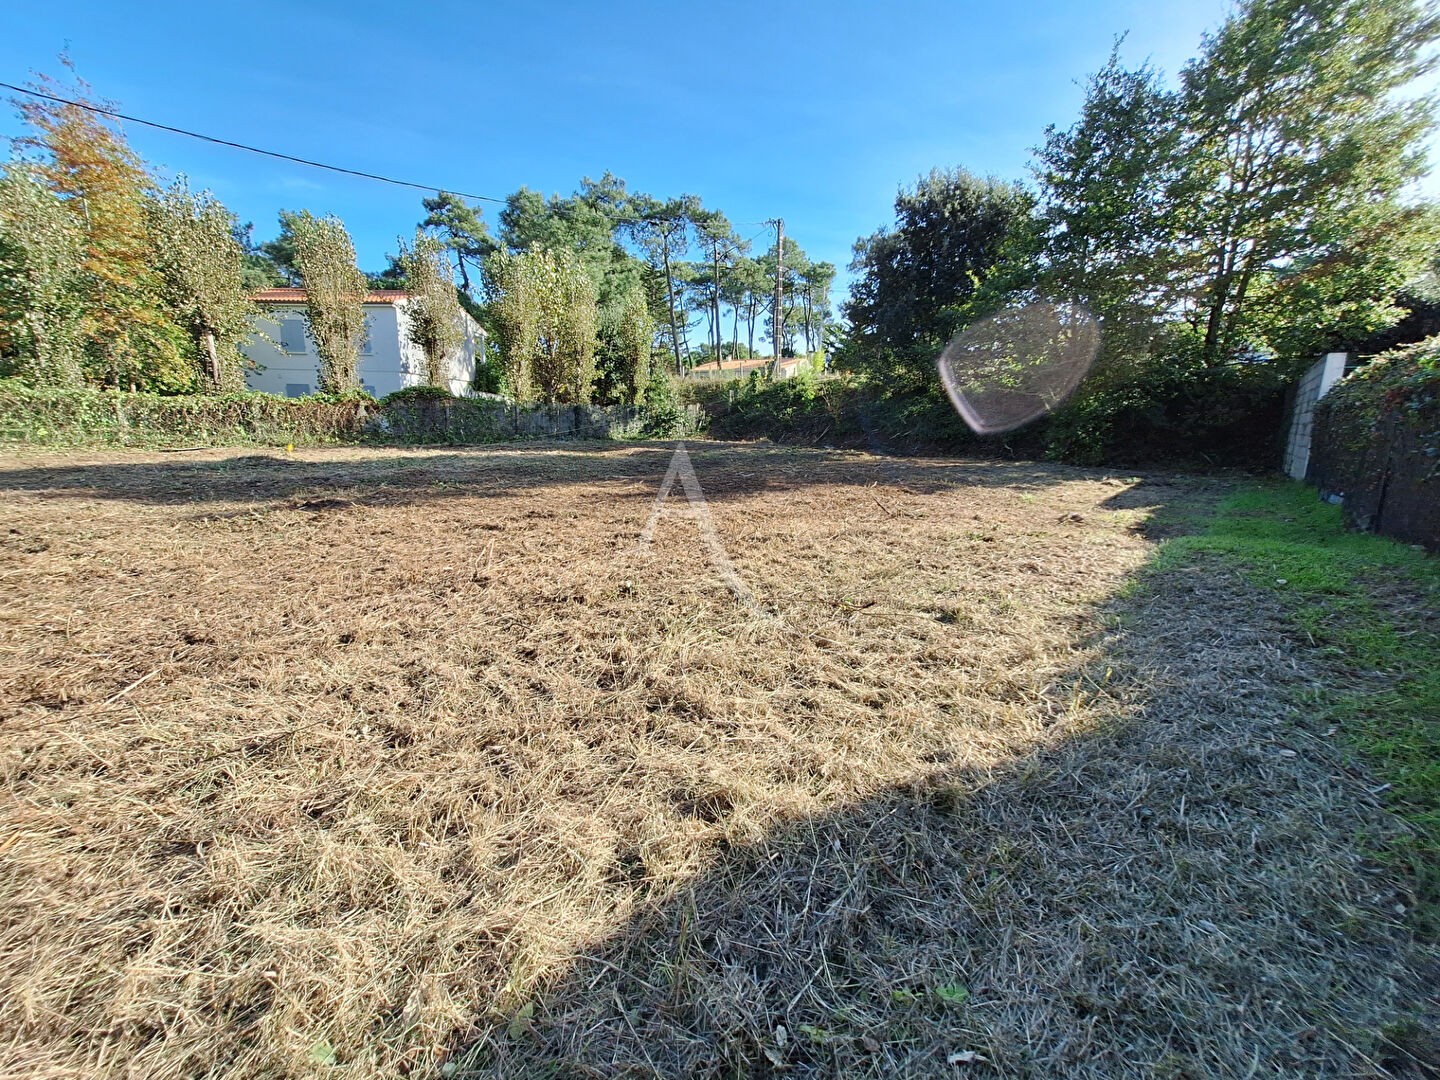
[1284, 352, 1347, 480]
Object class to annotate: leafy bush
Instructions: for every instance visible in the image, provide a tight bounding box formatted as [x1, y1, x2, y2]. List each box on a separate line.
[1315, 335, 1440, 451]
[1309, 335, 1440, 547]
[639, 370, 688, 438]
[472, 360, 506, 396]
[382, 385, 455, 405]
[1040, 345, 1289, 467]
[705, 371, 975, 450]
[711, 344, 1289, 466]
[0, 378, 697, 449]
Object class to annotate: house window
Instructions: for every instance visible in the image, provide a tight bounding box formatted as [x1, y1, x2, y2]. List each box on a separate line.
[280, 318, 307, 354]
[285, 383, 311, 398]
[362, 384, 376, 397]
[360, 315, 374, 355]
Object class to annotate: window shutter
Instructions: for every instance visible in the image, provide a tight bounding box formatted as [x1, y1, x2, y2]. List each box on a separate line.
[280, 318, 306, 354]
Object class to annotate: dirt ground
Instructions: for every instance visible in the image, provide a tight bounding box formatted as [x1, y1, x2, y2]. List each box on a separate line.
[0, 441, 1429, 1078]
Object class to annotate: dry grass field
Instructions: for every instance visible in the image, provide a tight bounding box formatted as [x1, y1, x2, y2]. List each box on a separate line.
[0, 441, 1429, 1079]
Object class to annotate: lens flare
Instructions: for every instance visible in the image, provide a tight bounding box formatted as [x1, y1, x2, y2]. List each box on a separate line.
[937, 302, 1099, 435]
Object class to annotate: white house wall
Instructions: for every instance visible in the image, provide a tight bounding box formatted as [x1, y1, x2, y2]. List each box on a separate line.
[244, 303, 484, 398]
[395, 300, 480, 397]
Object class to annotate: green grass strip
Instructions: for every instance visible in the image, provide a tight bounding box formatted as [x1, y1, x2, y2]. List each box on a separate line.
[1159, 482, 1440, 936]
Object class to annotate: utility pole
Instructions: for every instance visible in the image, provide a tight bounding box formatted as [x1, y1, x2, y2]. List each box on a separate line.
[771, 218, 784, 379]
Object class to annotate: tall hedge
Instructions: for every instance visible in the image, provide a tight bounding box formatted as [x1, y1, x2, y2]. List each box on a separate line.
[0, 379, 374, 447]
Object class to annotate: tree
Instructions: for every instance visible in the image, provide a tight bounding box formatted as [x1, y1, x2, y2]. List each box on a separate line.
[486, 251, 539, 403]
[13, 61, 189, 389]
[1032, 50, 1187, 365]
[399, 230, 465, 387]
[597, 285, 655, 405]
[258, 228, 301, 286]
[799, 260, 837, 356]
[693, 211, 742, 369]
[365, 254, 407, 291]
[1175, 0, 1440, 363]
[551, 251, 598, 404]
[842, 169, 1032, 385]
[420, 191, 496, 295]
[500, 184, 624, 288]
[769, 238, 812, 356]
[233, 222, 287, 290]
[0, 164, 87, 386]
[283, 210, 368, 393]
[486, 248, 598, 405]
[729, 256, 767, 360]
[628, 194, 700, 374]
[148, 178, 256, 390]
[496, 176, 656, 394]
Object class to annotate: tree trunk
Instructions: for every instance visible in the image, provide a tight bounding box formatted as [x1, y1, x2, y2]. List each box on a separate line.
[747, 293, 756, 359]
[802, 289, 813, 355]
[203, 329, 222, 388]
[1201, 235, 1240, 362]
[1220, 250, 1261, 356]
[712, 240, 722, 368]
[661, 233, 683, 376]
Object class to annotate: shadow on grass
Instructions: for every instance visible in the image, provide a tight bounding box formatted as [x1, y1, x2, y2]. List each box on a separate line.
[1, 454, 1432, 1079]
[439, 543, 1431, 1079]
[0, 440, 1156, 511]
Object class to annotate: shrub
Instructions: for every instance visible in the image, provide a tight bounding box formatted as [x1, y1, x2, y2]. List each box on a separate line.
[472, 360, 506, 396]
[639, 370, 688, 438]
[1315, 335, 1440, 449]
[378, 389, 512, 444]
[382, 385, 455, 406]
[1040, 349, 1288, 467]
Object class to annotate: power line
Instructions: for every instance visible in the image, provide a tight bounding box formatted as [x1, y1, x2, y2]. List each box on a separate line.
[0, 81, 506, 204]
[2, 81, 803, 295]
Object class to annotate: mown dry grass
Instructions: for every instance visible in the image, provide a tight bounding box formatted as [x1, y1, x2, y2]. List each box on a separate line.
[0, 442, 1429, 1078]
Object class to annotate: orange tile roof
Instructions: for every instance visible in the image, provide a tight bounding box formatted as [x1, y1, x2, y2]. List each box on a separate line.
[690, 356, 803, 373]
[251, 288, 410, 305]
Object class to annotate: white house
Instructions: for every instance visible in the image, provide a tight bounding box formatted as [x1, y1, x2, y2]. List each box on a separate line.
[242, 288, 487, 398]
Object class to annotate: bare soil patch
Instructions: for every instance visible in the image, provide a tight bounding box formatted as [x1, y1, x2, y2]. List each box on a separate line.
[0, 442, 1427, 1078]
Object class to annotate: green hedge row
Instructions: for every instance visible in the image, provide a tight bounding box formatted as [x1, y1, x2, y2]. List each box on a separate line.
[0, 380, 697, 449]
[0, 379, 376, 448]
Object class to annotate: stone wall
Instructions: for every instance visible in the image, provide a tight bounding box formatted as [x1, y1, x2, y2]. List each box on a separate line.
[379, 397, 701, 444]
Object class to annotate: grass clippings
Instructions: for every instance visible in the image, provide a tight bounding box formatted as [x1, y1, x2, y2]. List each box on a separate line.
[0, 442, 1431, 1078]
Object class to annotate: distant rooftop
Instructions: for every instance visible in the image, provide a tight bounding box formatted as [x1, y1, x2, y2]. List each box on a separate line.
[251, 288, 409, 305]
[690, 356, 805, 373]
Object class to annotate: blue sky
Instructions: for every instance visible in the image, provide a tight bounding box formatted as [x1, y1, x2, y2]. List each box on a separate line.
[2, 0, 1425, 316]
